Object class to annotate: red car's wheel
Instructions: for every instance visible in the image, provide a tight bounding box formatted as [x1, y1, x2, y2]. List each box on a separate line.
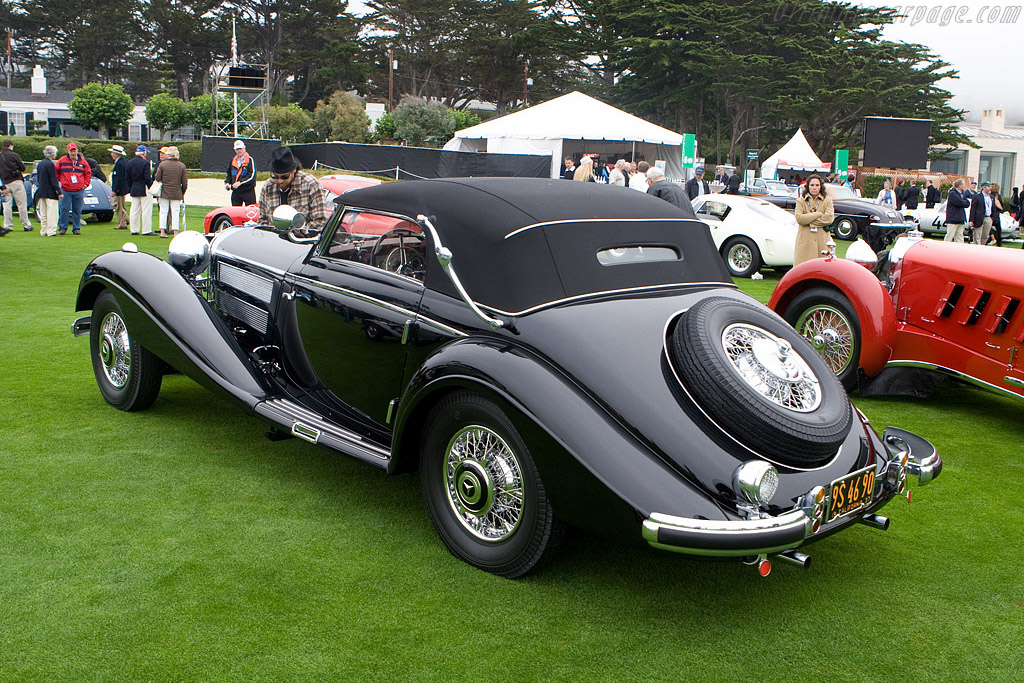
[211, 215, 235, 233]
[785, 287, 861, 391]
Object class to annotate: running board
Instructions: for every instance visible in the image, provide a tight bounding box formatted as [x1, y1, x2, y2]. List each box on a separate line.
[254, 398, 391, 468]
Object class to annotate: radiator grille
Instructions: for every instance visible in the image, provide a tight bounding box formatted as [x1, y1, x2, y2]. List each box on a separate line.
[218, 292, 269, 333]
[218, 262, 275, 304]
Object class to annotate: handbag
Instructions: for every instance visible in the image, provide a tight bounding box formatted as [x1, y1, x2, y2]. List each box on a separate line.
[149, 180, 163, 198]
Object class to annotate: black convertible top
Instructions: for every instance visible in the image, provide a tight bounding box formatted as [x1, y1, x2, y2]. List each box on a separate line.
[340, 178, 731, 314]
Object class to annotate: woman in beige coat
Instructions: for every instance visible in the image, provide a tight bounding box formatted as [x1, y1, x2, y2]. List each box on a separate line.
[793, 174, 835, 265]
[154, 146, 188, 238]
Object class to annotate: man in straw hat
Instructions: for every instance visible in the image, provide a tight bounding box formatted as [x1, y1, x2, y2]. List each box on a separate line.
[108, 144, 130, 229]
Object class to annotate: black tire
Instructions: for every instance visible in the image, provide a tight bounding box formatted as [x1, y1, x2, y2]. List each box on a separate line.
[212, 215, 235, 233]
[833, 217, 858, 240]
[721, 236, 763, 278]
[670, 297, 851, 467]
[93, 210, 114, 223]
[89, 290, 163, 411]
[419, 391, 564, 578]
[783, 287, 862, 391]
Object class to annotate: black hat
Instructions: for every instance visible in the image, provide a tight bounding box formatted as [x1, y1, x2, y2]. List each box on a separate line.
[270, 146, 298, 174]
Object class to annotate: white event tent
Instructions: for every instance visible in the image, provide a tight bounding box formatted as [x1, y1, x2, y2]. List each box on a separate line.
[761, 128, 831, 181]
[443, 91, 686, 179]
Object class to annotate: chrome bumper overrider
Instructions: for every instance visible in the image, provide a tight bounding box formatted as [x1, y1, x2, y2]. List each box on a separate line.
[644, 427, 941, 560]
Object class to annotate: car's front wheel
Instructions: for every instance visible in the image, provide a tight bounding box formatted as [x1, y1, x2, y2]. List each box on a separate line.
[211, 215, 235, 234]
[834, 217, 858, 240]
[721, 236, 763, 278]
[784, 287, 861, 390]
[89, 290, 163, 411]
[419, 391, 564, 578]
[93, 210, 114, 223]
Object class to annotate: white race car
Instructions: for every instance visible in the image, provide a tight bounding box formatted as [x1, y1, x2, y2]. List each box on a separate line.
[691, 193, 798, 277]
[903, 200, 1019, 240]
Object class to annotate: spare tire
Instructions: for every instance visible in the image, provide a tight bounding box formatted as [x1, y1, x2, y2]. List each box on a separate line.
[670, 296, 851, 467]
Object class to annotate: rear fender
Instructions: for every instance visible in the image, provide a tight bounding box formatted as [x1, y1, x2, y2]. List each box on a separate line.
[769, 257, 897, 376]
[391, 338, 727, 535]
[76, 250, 270, 409]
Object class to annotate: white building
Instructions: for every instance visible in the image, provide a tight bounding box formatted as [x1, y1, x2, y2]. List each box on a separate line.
[0, 66, 150, 140]
[931, 108, 1022, 191]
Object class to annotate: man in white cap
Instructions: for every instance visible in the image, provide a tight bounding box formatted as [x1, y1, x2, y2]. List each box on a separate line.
[225, 139, 257, 205]
[108, 144, 130, 229]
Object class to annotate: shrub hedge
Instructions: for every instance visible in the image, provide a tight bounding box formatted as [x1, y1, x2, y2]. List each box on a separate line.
[4, 137, 203, 169]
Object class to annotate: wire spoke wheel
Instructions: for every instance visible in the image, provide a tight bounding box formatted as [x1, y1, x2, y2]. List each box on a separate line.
[793, 305, 855, 376]
[444, 425, 524, 542]
[98, 312, 132, 389]
[721, 323, 822, 412]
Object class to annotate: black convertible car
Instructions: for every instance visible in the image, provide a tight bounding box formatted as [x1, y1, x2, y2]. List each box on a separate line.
[764, 184, 907, 243]
[73, 179, 941, 578]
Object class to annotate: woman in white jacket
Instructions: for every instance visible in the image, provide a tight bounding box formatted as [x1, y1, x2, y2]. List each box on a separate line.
[876, 180, 897, 208]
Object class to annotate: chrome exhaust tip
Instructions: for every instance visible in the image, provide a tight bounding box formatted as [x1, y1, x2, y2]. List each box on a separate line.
[858, 513, 890, 531]
[777, 550, 811, 570]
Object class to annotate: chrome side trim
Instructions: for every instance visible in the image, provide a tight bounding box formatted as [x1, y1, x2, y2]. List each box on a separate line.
[482, 282, 737, 318]
[504, 217, 694, 240]
[885, 359, 1024, 400]
[642, 509, 809, 557]
[72, 317, 91, 337]
[287, 272, 467, 339]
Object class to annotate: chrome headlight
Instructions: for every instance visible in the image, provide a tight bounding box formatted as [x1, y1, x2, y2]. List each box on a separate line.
[168, 229, 211, 278]
[844, 238, 878, 269]
[732, 460, 779, 506]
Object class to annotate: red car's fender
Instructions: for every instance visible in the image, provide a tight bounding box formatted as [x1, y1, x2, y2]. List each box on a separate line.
[769, 257, 897, 377]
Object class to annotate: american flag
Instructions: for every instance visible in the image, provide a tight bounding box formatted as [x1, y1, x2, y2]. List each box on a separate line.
[230, 18, 238, 65]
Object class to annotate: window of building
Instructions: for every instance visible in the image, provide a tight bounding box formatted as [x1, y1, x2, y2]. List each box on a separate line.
[979, 152, 1015, 193]
[930, 149, 967, 175]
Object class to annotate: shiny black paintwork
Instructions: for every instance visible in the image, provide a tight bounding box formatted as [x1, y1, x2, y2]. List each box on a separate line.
[76, 219, 888, 544]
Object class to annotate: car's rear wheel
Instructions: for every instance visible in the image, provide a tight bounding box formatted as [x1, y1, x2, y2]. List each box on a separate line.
[784, 287, 861, 390]
[670, 296, 851, 467]
[93, 210, 114, 223]
[721, 236, 762, 278]
[90, 290, 163, 411]
[834, 217, 858, 240]
[419, 391, 564, 578]
[211, 215, 235, 233]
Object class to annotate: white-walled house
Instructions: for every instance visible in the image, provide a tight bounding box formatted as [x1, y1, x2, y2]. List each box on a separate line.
[931, 108, 1023, 191]
[0, 66, 150, 140]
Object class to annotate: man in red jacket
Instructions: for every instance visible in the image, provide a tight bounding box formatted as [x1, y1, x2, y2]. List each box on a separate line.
[54, 142, 92, 235]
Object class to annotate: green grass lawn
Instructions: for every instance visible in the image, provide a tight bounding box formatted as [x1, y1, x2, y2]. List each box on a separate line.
[1, 212, 1022, 681]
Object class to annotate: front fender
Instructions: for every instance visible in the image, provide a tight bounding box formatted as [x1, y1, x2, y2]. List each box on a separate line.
[769, 257, 897, 377]
[392, 338, 728, 537]
[76, 249, 270, 409]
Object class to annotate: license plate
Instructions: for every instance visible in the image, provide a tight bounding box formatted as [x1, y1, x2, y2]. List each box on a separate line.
[826, 465, 876, 522]
[84, 197, 98, 205]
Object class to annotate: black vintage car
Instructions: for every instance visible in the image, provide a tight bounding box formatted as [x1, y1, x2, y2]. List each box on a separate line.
[764, 184, 907, 243]
[73, 179, 941, 578]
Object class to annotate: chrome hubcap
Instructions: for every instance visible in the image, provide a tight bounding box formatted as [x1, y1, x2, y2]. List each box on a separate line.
[721, 323, 821, 411]
[99, 312, 131, 389]
[794, 305, 854, 375]
[444, 425, 524, 542]
[728, 244, 752, 272]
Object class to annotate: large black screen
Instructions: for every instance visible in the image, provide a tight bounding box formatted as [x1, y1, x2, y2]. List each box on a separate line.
[863, 117, 932, 169]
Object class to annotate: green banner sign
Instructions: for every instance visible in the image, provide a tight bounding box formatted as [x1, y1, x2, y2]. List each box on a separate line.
[681, 134, 696, 169]
[834, 150, 849, 179]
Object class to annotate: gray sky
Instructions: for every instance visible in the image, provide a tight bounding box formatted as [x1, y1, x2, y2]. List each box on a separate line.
[855, 0, 1022, 124]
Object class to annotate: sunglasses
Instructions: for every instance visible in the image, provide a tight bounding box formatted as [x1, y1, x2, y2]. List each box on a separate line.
[271, 171, 294, 180]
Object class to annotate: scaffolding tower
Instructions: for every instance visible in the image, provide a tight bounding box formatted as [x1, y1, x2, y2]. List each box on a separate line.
[211, 61, 270, 139]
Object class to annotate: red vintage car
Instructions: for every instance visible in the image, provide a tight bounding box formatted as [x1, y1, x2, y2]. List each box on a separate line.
[202, 174, 382, 234]
[770, 234, 1024, 400]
